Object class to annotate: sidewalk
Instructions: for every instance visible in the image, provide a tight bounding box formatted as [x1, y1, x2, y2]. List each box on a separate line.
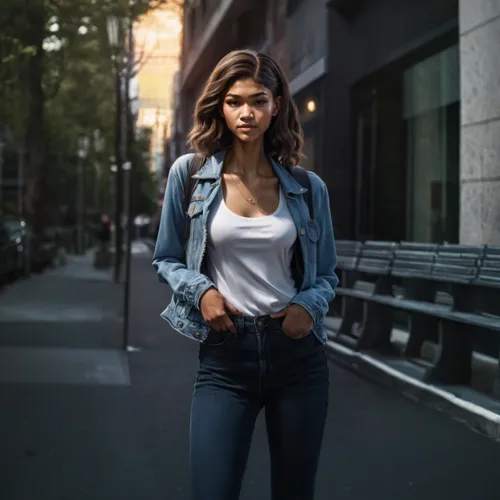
[323, 317, 500, 440]
[0, 251, 125, 384]
[1, 248, 500, 499]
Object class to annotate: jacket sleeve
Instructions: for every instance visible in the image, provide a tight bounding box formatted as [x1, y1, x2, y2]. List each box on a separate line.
[152, 155, 215, 309]
[290, 174, 339, 327]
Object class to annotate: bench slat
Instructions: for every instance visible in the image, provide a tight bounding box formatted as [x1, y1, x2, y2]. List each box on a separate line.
[337, 256, 358, 271]
[336, 240, 361, 255]
[390, 242, 437, 279]
[476, 246, 500, 288]
[357, 241, 396, 275]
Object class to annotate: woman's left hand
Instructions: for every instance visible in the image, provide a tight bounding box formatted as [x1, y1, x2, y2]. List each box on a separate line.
[271, 304, 313, 339]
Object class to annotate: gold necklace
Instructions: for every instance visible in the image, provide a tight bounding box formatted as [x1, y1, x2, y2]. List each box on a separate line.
[232, 175, 260, 205]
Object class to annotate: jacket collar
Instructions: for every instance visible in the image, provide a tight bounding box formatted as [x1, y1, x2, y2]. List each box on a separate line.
[192, 148, 306, 196]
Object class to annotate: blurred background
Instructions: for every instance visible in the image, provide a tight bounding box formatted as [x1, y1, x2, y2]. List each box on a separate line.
[0, 0, 183, 282]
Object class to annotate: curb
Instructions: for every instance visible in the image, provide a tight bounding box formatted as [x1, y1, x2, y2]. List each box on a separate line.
[324, 339, 500, 441]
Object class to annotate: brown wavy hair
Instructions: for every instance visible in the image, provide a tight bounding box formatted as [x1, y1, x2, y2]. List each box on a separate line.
[187, 49, 304, 167]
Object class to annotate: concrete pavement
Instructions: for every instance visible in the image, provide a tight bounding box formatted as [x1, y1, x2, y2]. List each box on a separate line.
[1, 247, 500, 499]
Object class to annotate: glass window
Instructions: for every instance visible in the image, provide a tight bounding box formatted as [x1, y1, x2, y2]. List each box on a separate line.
[403, 44, 459, 243]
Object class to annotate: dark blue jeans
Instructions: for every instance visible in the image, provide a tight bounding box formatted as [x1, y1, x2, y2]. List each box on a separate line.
[190, 315, 329, 500]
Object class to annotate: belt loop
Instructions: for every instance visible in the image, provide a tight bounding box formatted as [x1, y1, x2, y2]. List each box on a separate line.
[255, 315, 266, 333]
[239, 315, 246, 335]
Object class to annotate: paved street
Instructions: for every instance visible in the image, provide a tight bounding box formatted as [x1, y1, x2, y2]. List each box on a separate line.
[1, 246, 500, 500]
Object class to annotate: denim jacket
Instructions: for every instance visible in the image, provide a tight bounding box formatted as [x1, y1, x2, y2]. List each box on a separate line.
[152, 149, 338, 344]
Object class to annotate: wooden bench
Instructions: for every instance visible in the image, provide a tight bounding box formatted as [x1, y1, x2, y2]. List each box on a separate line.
[333, 240, 500, 392]
[334, 240, 361, 320]
[335, 241, 397, 350]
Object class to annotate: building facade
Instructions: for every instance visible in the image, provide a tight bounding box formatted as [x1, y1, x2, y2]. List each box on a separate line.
[325, 0, 500, 245]
[324, 0, 459, 241]
[459, 1, 500, 246]
[177, 0, 500, 246]
[287, 0, 328, 173]
[135, 5, 182, 177]
[177, 0, 289, 157]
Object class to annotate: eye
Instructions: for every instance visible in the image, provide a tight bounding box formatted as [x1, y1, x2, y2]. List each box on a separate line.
[226, 100, 239, 107]
[255, 99, 268, 106]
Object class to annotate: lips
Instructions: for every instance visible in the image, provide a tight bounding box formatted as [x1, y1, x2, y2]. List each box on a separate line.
[238, 125, 255, 129]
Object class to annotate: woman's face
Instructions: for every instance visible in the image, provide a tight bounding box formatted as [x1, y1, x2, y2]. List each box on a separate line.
[222, 78, 280, 143]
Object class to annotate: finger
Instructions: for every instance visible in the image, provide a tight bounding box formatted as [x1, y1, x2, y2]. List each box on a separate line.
[224, 300, 244, 316]
[221, 314, 236, 333]
[283, 328, 306, 339]
[281, 316, 291, 332]
[270, 309, 287, 319]
[211, 321, 223, 332]
[281, 326, 298, 339]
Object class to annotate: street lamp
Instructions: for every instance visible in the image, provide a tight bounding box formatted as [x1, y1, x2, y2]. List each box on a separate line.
[107, 13, 125, 284]
[77, 135, 89, 254]
[0, 126, 11, 216]
[0, 136, 5, 216]
[106, 16, 120, 51]
[107, 6, 137, 352]
[93, 129, 104, 215]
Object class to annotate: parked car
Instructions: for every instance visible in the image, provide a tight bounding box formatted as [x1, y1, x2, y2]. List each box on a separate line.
[0, 219, 25, 284]
[1, 219, 59, 276]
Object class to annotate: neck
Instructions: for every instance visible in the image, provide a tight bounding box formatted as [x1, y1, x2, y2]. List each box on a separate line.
[226, 138, 269, 178]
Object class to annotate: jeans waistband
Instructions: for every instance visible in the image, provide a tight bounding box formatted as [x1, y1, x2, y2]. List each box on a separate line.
[230, 314, 284, 335]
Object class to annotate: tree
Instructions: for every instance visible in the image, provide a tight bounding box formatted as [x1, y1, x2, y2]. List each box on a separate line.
[0, 0, 182, 237]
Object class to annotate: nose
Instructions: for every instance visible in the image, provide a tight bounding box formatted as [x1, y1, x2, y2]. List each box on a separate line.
[240, 104, 254, 119]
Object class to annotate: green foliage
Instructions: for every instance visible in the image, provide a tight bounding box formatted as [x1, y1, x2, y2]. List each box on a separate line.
[133, 127, 158, 215]
[0, 0, 177, 223]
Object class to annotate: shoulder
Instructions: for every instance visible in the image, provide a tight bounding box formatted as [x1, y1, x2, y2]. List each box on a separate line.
[303, 170, 330, 216]
[169, 153, 196, 182]
[296, 168, 327, 196]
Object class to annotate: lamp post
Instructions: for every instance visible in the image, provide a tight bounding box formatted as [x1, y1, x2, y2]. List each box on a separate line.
[109, 156, 133, 351]
[0, 126, 9, 216]
[77, 136, 89, 254]
[93, 129, 104, 216]
[107, 6, 137, 351]
[0, 136, 5, 216]
[107, 14, 125, 284]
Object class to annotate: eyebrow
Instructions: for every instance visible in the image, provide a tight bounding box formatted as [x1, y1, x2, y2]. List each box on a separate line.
[225, 92, 269, 98]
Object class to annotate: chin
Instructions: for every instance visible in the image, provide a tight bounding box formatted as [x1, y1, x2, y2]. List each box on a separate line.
[237, 135, 255, 142]
[235, 130, 262, 142]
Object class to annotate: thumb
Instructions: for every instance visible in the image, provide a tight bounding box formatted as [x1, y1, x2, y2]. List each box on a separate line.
[270, 309, 287, 319]
[224, 299, 244, 316]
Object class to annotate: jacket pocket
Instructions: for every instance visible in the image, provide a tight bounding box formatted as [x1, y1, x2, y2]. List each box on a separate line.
[187, 201, 204, 218]
[307, 219, 321, 243]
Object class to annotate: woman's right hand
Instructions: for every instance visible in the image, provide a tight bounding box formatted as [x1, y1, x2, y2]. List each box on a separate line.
[199, 288, 243, 333]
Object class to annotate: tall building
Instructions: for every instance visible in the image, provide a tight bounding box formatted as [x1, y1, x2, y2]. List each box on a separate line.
[178, 0, 288, 156]
[178, 0, 499, 246]
[135, 5, 182, 179]
[286, 0, 329, 173]
[323, 0, 459, 242]
[325, 0, 500, 245]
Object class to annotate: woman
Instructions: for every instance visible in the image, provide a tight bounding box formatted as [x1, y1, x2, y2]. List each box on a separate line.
[153, 49, 338, 500]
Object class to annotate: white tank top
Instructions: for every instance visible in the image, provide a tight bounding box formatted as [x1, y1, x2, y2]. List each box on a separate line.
[205, 188, 298, 317]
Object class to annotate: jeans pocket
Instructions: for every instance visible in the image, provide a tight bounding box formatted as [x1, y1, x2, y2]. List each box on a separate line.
[202, 329, 231, 347]
[279, 328, 313, 342]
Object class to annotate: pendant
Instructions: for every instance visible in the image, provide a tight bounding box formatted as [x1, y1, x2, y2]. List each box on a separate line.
[249, 198, 256, 204]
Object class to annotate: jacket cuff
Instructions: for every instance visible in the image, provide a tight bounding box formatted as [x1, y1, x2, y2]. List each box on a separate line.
[290, 294, 322, 329]
[184, 274, 216, 309]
